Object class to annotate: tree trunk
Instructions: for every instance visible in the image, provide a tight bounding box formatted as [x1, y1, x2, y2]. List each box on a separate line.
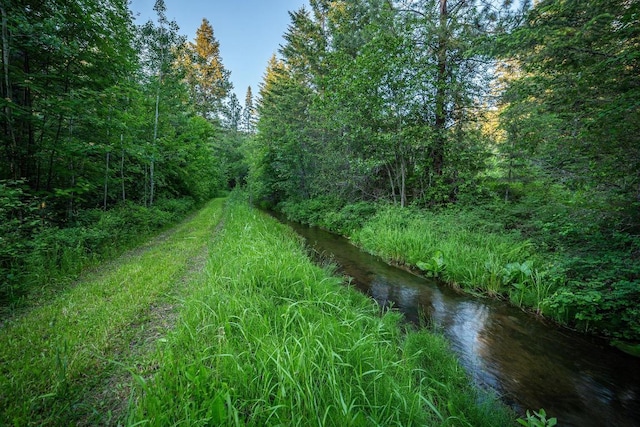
[103, 151, 110, 210]
[433, 0, 447, 176]
[151, 89, 159, 206]
[120, 133, 126, 202]
[400, 154, 407, 208]
[387, 164, 397, 205]
[1, 5, 17, 179]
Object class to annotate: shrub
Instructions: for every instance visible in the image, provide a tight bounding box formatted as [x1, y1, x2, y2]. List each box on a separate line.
[279, 197, 377, 235]
[1, 195, 197, 312]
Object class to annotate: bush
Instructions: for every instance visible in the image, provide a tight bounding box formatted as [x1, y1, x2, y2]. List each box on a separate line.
[1, 195, 197, 312]
[0, 180, 42, 304]
[279, 197, 377, 235]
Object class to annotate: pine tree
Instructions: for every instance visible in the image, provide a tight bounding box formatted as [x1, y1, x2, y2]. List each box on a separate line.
[181, 18, 232, 119]
[243, 86, 255, 133]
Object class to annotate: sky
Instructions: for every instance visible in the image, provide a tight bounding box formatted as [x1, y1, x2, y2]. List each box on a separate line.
[128, 0, 308, 101]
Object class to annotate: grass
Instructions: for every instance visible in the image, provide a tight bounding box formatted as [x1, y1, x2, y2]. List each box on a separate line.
[2, 197, 197, 317]
[127, 195, 513, 426]
[1, 196, 514, 426]
[351, 206, 555, 308]
[0, 199, 225, 425]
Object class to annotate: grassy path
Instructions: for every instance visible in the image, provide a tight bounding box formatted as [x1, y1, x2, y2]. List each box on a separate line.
[0, 199, 225, 426]
[1, 196, 513, 426]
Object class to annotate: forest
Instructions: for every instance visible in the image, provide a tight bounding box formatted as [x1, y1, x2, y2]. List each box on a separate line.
[1, 0, 639, 352]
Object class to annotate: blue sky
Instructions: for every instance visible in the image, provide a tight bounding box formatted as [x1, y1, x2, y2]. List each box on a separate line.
[129, 0, 308, 101]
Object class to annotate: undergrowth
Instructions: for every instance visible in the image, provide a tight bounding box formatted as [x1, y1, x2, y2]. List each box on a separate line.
[0, 183, 197, 315]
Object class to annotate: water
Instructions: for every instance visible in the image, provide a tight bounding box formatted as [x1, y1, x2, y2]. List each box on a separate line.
[282, 220, 640, 427]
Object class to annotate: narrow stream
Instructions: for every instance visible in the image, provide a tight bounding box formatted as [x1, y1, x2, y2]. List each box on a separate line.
[281, 219, 640, 427]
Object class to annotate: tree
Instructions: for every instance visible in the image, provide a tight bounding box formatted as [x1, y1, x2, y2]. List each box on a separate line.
[243, 86, 256, 133]
[137, 0, 186, 205]
[250, 54, 315, 203]
[316, 0, 499, 205]
[180, 18, 232, 120]
[222, 92, 242, 131]
[0, 0, 137, 216]
[499, 0, 640, 217]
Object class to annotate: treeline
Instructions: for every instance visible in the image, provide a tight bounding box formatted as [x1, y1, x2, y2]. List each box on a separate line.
[249, 0, 639, 344]
[0, 0, 253, 307]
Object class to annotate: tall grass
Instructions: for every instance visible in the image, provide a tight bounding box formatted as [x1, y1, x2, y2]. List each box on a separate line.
[352, 207, 554, 306]
[1, 197, 197, 313]
[0, 199, 225, 425]
[128, 196, 513, 426]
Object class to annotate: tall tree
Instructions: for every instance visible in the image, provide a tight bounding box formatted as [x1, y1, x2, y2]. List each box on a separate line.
[180, 18, 232, 120]
[0, 0, 137, 215]
[394, 0, 505, 202]
[243, 86, 256, 133]
[137, 0, 185, 205]
[250, 53, 316, 203]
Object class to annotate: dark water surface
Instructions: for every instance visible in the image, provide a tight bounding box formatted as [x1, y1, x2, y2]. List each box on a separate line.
[280, 219, 640, 427]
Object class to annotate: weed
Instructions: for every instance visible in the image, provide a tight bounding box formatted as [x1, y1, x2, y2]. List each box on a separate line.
[517, 408, 557, 427]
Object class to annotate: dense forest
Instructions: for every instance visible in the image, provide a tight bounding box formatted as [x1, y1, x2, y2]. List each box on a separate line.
[1, 0, 639, 349]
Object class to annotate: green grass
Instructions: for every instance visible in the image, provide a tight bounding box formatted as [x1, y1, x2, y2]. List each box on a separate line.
[127, 195, 513, 426]
[0, 199, 225, 426]
[351, 206, 554, 308]
[0, 196, 514, 426]
[2, 197, 197, 315]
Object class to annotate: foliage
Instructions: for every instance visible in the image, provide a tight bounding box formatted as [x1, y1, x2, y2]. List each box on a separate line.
[517, 408, 557, 427]
[0, 0, 238, 307]
[178, 18, 232, 119]
[499, 0, 640, 209]
[0, 194, 196, 313]
[247, 0, 640, 343]
[495, 0, 640, 341]
[280, 197, 378, 235]
[416, 250, 446, 277]
[250, 54, 318, 204]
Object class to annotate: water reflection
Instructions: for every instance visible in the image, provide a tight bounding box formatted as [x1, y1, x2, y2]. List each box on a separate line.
[282, 220, 640, 427]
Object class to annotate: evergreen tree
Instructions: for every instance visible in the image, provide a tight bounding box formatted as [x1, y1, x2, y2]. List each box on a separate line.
[180, 18, 232, 120]
[500, 0, 640, 210]
[222, 92, 242, 131]
[250, 54, 313, 203]
[243, 86, 256, 133]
